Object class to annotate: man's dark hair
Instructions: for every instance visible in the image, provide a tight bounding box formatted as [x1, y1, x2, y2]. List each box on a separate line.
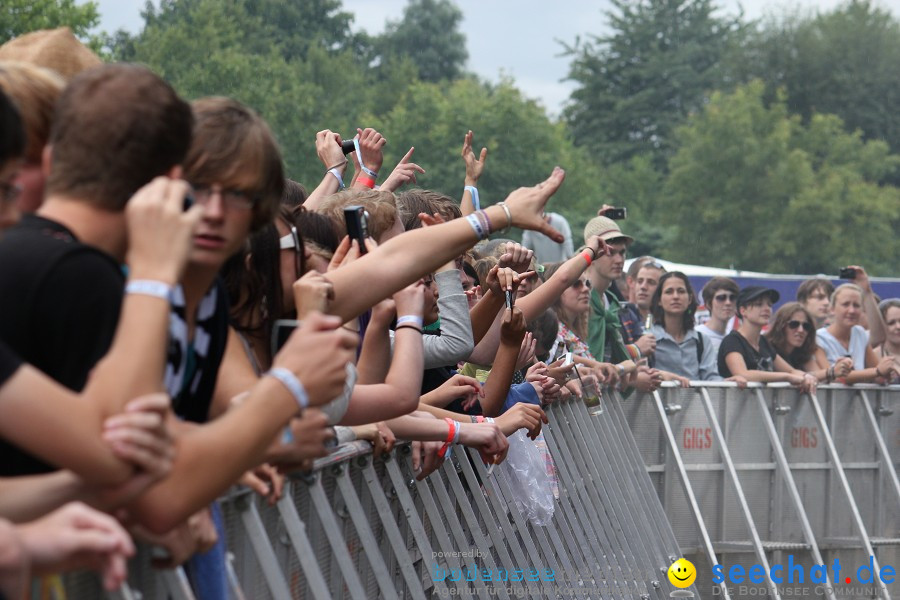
[796, 278, 835, 304]
[46, 64, 192, 210]
[701, 276, 739, 308]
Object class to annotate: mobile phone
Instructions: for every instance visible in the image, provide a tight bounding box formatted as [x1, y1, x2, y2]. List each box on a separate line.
[605, 207, 627, 220]
[839, 267, 857, 279]
[344, 206, 370, 254]
[271, 319, 299, 357]
[505, 289, 513, 310]
[563, 351, 574, 367]
[341, 139, 355, 155]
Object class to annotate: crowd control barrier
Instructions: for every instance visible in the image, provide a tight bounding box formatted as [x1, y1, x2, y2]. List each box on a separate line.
[624, 382, 900, 600]
[61, 387, 694, 600]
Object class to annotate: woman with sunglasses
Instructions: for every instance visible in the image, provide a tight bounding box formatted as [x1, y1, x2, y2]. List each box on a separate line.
[646, 272, 724, 385]
[765, 302, 852, 383]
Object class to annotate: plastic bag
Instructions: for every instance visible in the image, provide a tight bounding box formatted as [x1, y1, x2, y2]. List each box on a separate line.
[498, 430, 556, 526]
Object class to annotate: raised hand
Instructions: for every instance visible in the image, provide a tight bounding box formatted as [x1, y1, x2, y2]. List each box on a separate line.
[461, 130, 487, 185]
[315, 129, 347, 171]
[501, 167, 566, 241]
[292, 270, 335, 319]
[126, 176, 203, 284]
[380, 147, 425, 192]
[498, 242, 535, 274]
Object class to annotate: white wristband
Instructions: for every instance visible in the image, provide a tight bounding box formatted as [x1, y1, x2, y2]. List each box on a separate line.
[266, 367, 309, 411]
[125, 279, 172, 302]
[328, 167, 345, 189]
[396, 315, 424, 328]
[452, 420, 461, 444]
[464, 185, 480, 211]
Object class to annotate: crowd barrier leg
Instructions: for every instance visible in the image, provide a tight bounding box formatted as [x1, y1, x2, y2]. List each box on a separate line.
[403, 451, 497, 600]
[697, 387, 782, 600]
[274, 480, 333, 600]
[548, 400, 636, 598]
[752, 388, 832, 591]
[235, 494, 293, 599]
[160, 566, 197, 600]
[306, 468, 369, 599]
[566, 396, 667, 600]
[333, 463, 401, 600]
[360, 456, 429, 598]
[650, 389, 731, 600]
[807, 391, 891, 600]
[859, 390, 900, 510]
[223, 552, 247, 600]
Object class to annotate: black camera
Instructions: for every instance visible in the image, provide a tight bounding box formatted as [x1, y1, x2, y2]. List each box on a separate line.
[604, 207, 627, 220]
[344, 206, 370, 254]
[839, 267, 857, 279]
[341, 139, 355, 155]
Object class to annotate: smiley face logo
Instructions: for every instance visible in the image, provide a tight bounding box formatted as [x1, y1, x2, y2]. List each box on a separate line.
[667, 558, 696, 588]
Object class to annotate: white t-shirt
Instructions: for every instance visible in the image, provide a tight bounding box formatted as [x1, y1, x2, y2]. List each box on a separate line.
[816, 325, 870, 370]
[695, 323, 729, 354]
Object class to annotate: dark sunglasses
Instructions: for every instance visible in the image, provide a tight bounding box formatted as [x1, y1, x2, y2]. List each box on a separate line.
[786, 320, 813, 332]
[714, 293, 736, 302]
[571, 279, 592, 290]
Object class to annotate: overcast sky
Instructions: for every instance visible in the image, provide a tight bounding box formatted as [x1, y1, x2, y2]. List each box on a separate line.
[93, 0, 881, 116]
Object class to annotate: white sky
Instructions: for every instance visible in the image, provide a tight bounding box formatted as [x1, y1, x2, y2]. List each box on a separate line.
[92, 0, 892, 116]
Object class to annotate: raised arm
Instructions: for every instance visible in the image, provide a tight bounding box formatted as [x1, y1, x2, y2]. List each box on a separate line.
[325, 168, 567, 322]
[460, 130, 486, 215]
[853, 266, 887, 348]
[303, 130, 348, 210]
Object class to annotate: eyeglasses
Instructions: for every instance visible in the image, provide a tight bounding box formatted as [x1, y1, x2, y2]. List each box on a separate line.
[786, 320, 813, 332]
[190, 183, 257, 211]
[714, 293, 736, 302]
[278, 223, 303, 278]
[0, 181, 22, 205]
[571, 279, 592, 290]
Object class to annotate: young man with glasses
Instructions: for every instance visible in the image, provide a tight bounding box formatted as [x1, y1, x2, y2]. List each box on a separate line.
[696, 277, 740, 354]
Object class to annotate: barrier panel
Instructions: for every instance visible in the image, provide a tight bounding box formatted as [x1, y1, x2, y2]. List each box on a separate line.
[61, 389, 693, 600]
[624, 383, 900, 600]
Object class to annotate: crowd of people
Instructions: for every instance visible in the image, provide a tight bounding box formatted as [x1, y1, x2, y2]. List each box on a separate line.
[0, 27, 897, 599]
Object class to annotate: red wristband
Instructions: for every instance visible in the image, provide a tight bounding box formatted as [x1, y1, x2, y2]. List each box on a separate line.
[357, 174, 376, 189]
[581, 251, 592, 266]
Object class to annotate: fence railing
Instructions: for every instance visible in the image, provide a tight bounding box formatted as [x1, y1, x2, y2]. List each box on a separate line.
[623, 382, 900, 600]
[60, 383, 900, 600]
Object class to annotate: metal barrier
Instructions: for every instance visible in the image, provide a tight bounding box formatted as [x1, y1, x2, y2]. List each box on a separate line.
[623, 383, 900, 600]
[62, 389, 694, 600]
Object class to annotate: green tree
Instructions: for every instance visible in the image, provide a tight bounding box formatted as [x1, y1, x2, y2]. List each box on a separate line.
[372, 77, 603, 236]
[662, 80, 900, 275]
[564, 0, 742, 166]
[378, 0, 468, 83]
[733, 1, 900, 159]
[0, 0, 99, 44]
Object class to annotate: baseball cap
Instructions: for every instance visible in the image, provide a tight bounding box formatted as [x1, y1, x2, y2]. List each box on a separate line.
[583, 215, 634, 246]
[737, 286, 779, 308]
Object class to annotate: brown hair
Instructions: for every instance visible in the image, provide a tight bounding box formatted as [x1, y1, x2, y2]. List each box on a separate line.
[765, 302, 817, 368]
[542, 261, 588, 340]
[0, 61, 64, 164]
[701, 276, 739, 308]
[650, 271, 698, 332]
[396, 189, 462, 231]
[317, 189, 398, 242]
[185, 97, 284, 232]
[796, 278, 835, 304]
[46, 64, 192, 211]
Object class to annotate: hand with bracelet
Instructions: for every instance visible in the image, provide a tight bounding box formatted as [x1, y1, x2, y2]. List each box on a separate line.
[392, 279, 427, 334]
[126, 176, 204, 286]
[350, 127, 386, 189]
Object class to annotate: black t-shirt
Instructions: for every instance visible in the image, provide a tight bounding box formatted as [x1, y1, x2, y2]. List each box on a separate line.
[717, 331, 777, 377]
[0, 339, 22, 387]
[0, 215, 124, 475]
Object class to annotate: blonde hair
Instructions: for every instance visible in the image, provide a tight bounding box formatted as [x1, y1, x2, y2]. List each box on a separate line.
[0, 61, 64, 164]
[831, 283, 863, 306]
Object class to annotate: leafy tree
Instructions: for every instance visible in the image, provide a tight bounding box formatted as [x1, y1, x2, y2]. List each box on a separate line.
[372, 77, 603, 237]
[564, 0, 742, 166]
[662, 81, 900, 275]
[378, 0, 468, 82]
[0, 0, 99, 44]
[733, 1, 900, 159]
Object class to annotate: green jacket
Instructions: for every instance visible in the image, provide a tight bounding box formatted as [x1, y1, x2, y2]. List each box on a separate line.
[587, 288, 630, 365]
